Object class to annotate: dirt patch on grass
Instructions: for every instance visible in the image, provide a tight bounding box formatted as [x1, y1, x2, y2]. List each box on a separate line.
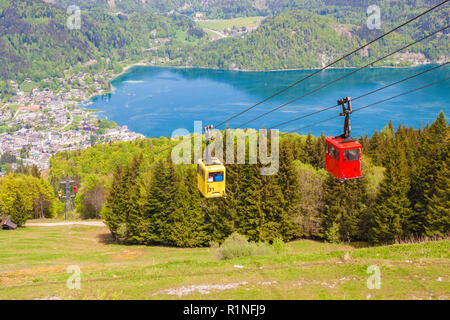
[154, 281, 249, 297]
[112, 249, 146, 261]
[0, 265, 105, 285]
[154, 279, 283, 297]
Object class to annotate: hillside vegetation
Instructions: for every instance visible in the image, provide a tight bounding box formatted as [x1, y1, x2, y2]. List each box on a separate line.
[172, 8, 448, 70]
[0, 0, 448, 84]
[0, 0, 201, 82]
[51, 0, 450, 21]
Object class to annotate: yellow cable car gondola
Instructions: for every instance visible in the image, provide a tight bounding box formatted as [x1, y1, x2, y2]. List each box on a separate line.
[197, 125, 226, 198]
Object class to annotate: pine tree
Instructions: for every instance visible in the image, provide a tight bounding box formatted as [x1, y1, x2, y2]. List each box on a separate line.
[313, 134, 326, 169]
[368, 142, 411, 244]
[235, 163, 264, 241]
[259, 173, 285, 241]
[303, 133, 316, 165]
[322, 176, 366, 243]
[10, 191, 28, 227]
[424, 162, 449, 237]
[277, 138, 299, 239]
[203, 161, 239, 243]
[409, 112, 448, 236]
[102, 164, 127, 241]
[166, 167, 207, 247]
[143, 157, 178, 244]
[367, 130, 382, 165]
[122, 154, 146, 244]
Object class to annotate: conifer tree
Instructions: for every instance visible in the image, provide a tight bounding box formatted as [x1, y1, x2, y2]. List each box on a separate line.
[313, 134, 326, 169]
[367, 130, 382, 165]
[143, 157, 178, 244]
[424, 162, 449, 237]
[122, 154, 146, 244]
[10, 191, 28, 227]
[235, 163, 263, 241]
[203, 197, 234, 243]
[259, 173, 286, 241]
[368, 142, 411, 244]
[102, 164, 127, 240]
[166, 167, 207, 247]
[277, 138, 299, 239]
[409, 112, 448, 236]
[322, 176, 366, 243]
[303, 133, 316, 165]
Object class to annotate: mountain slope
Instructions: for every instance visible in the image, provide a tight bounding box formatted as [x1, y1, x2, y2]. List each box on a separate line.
[171, 9, 449, 70]
[0, 0, 448, 82]
[0, 0, 198, 81]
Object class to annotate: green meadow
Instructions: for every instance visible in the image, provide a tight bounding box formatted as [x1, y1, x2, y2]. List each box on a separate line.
[0, 225, 448, 300]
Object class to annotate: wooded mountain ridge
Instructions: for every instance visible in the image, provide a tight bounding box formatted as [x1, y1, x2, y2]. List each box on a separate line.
[0, 0, 448, 83]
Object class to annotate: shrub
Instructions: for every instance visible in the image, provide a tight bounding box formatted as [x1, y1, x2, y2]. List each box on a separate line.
[212, 233, 273, 260]
[9, 191, 28, 227]
[325, 222, 341, 244]
[271, 237, 286, 254]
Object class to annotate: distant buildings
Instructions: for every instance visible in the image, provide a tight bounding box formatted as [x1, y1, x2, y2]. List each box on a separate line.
[0, 72, 145, 172]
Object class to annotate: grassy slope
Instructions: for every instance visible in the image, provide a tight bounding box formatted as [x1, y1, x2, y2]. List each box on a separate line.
[196, 16, 266, 32]
[0, 225, 448, 300]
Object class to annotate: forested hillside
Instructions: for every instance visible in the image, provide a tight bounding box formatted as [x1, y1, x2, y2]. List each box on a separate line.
[0, 0, 448, 82]
[45, 112, 449, 247]
[170, 9, 448, 70]
[52, 0, 448, 20]
[0, 0, 201, 81]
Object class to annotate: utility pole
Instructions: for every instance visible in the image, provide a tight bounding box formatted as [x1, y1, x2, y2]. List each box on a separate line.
[60, 177, 76, 221]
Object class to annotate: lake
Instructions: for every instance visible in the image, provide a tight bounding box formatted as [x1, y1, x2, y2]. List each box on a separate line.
[88, 65, 449, 138]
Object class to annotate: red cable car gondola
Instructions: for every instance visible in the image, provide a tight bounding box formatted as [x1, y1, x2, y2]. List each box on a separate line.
[325, 97, 362, 182]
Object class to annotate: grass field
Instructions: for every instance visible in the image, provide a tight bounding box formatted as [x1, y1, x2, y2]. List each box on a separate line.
[0, 225, 448, 300]
[196, 16, 266, 33]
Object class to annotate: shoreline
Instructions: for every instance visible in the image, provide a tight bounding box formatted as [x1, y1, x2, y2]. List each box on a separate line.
[109, 61, 436, 82]
[88, 61, 437, 102]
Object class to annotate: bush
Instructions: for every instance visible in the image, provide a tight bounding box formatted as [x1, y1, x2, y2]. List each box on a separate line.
[212, 233, 273, 260]
[271, 237, 286, 254]
[9, 191, 28, 227]
[325, 222, 341, 244]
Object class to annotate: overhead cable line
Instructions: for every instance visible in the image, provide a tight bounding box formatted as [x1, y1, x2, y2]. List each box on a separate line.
[212, 0, 449, 129]
[268, 62, 449, 129]
[238, 25, 449, 128]
[110, 63, 449, 187]
[288, 77, 450, 134]
[109, 1, 449, 186]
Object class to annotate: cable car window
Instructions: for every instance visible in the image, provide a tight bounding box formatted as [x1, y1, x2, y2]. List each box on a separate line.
[208, 172, 224, 182]
[328, 144, 337, 159]
[343, 149, 360, 162]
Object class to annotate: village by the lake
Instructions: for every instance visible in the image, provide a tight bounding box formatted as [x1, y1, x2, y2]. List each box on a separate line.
[0, 71, 145, 174]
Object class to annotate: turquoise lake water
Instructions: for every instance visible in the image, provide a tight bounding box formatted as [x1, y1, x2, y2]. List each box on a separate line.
[88, 65, 449, 138]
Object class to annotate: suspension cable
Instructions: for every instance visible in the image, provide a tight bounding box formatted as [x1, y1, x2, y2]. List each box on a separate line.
[288, 77, 450, 134]
[269, 62, 449, 129]
[239, 25, 448, 128]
